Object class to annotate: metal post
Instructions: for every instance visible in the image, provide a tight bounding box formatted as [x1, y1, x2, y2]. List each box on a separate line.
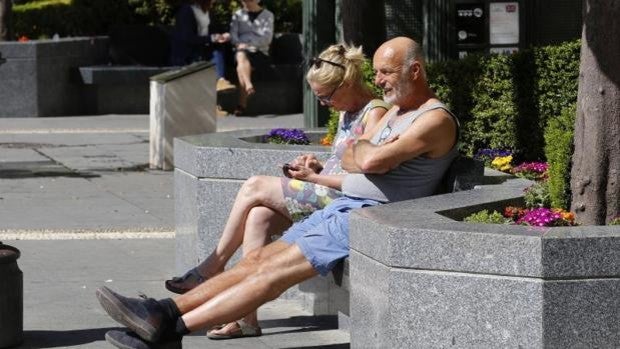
[0, 242, 23, 348]
[302, 0, 336, 128]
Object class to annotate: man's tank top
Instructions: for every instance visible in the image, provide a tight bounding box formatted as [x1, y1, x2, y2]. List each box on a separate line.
[341, 102, 459, 203]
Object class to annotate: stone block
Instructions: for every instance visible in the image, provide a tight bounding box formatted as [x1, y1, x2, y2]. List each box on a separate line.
[349, 176, 620, 347]
[149, 62, 217, 170]
[174, 130, 334, 313]
[0, 37, 108, 117]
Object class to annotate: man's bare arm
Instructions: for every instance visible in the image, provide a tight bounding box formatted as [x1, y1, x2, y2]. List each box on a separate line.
[343, 110, 457, 174]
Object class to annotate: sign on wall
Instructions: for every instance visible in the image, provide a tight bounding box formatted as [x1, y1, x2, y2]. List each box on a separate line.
[455, 3, 486, 45]
[489, 2, 520, 44]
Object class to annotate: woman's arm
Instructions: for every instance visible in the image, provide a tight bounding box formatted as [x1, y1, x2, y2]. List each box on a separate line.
[287, 165, 344, 190]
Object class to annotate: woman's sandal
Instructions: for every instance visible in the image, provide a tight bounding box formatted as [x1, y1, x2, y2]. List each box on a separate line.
[233, 105, 246, 116]
[164, 267, 206, 294]
[206, 319, 262, 340]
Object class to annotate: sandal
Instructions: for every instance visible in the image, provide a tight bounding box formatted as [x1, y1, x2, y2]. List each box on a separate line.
[233, 105, 246, 116]
[164, 267, 206, 294]
[207, 319, 262, 340]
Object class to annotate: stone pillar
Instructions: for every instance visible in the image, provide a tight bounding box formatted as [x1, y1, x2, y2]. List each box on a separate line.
[302, 0, 336, 128]
[149, 62, 217, 170]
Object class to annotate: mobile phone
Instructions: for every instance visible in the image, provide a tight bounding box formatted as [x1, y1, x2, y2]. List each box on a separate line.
[282, 163, 294, 178]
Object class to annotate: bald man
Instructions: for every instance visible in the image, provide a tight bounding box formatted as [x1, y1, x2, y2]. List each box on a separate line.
[96, 37, 460, 349]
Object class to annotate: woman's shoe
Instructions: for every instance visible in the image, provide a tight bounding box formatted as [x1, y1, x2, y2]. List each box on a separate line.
[233, 105, 246, 116]
[207, 319, 262, 340]
[164, 267, 206, 294]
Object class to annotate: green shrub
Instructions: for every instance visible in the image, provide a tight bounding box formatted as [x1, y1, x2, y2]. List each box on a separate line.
[544, 105, 575, 210]
[464, 210, 512, 224]
[609, 217, 620, 225]
[13, 0, 137, 39]
[523, 181, 551, 208]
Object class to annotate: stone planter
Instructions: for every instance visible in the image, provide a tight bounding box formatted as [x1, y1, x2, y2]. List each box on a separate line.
[174, 129, 343, 314]
[0, 37, 108, 117]
[349, 176, 620, 348]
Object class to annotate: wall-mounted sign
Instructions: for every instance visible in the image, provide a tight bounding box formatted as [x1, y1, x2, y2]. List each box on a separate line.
[455, 3, 486, 45]
[490, 2, 520, 44]
[490, 46, 519, 55]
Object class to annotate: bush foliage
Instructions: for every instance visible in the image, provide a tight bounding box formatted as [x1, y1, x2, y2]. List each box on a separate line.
[544, 105, 575, 210]
[12, 0, 302, 39]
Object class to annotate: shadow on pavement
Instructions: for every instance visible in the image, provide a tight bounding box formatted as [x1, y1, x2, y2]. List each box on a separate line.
[19, 327, 119, 348]
[258, 315, 340, 336]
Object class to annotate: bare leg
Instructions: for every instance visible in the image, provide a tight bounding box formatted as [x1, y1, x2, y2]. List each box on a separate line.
[180, 243, 317, 331]
[208, 206, 291, 334]
[195, 176, 291, 278]
[235, 50, 255, 110]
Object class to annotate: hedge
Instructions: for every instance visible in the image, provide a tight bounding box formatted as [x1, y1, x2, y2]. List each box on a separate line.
[544, 105, 575, 210]
[13, 0, 137, 39]
[428, 40, 580, 160]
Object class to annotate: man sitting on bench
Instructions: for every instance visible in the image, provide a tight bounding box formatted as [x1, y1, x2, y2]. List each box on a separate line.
[96, 36, 460, 349]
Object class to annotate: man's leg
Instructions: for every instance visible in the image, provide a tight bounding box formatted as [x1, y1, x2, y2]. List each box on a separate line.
[181, 243, 317, 330]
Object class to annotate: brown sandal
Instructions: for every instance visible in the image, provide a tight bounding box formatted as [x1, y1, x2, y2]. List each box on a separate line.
[206, 319, 262, 340]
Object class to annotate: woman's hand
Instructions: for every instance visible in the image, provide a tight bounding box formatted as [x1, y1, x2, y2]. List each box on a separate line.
[291, 154, 323, 173]
[288, 165, 318, 182]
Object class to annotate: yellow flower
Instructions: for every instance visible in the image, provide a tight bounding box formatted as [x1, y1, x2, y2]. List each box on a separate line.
[491, 155, 513, 172]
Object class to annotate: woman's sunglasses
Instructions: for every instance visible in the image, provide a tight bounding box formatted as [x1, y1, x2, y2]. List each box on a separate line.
[309, 57, 345, 70]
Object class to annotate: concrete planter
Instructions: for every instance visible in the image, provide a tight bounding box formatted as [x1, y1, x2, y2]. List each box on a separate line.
[0, 37, 108, 117]
[174, 129, 345, 314]
[349, 176, 620, 348]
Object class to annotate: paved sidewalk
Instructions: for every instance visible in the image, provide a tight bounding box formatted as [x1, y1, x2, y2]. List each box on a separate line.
[0, 113, 349, 348]
[0, 114, 304, 238]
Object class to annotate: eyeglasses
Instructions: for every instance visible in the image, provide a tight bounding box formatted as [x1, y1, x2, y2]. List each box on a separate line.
[315, 85, 339, 104]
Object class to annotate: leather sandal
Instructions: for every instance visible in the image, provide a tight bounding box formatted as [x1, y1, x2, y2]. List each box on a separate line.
[164, 267, 206, 294]
[206, 319, 262, 340]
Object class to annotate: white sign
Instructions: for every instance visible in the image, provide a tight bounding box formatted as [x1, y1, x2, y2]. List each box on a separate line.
[490, 47, 519, 55]
[490, 2, 519, 44]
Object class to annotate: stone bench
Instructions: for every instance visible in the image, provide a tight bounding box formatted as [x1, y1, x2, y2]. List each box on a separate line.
[173, 130, 484, 321]
[79, 65, 173, 115]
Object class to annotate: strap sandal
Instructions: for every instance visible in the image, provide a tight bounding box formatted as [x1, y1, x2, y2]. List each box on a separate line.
[206, 319, 262, 340]
[164, 267, 206, 294]
[233, 105, 246, 116]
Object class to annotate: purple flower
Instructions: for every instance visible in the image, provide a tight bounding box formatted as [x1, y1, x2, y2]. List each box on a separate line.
[512, 161, 549, 181]
[265, 128, 310, 145]
[516, 208, 563, 227]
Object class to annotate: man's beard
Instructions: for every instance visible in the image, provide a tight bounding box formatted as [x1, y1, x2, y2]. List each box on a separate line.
[383, 72, 413, 105]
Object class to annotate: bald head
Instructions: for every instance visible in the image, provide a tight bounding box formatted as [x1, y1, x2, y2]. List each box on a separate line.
[374, 37, 425, 70]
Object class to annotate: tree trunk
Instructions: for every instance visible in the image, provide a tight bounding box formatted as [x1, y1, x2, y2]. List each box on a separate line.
[0, 0, 11, 41]
[571, 0, 620, 224]
[340, 0, 386, 57]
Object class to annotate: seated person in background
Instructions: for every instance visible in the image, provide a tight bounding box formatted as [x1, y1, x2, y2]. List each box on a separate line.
[165, 43, 389, 339]
[216, 0, 274, 115]
[169, 0, 232, 90]
[97, 37, 459, 349]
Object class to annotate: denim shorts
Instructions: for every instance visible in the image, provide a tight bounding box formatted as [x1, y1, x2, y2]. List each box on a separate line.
[280, 196, 381, 276]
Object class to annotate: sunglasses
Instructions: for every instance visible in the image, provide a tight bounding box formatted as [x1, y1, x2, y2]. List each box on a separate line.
[309, 57, 345, 70]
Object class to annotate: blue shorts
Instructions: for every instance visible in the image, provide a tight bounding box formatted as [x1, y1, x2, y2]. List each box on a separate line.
[280, 196, 381, 276]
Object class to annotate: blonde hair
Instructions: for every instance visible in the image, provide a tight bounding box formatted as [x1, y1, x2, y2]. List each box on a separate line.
[306, 44, 368, 91]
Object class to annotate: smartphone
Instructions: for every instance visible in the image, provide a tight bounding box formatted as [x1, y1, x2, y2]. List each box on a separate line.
[282, 163, 294, 178]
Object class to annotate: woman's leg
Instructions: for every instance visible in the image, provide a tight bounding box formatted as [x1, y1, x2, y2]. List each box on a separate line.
[195, 176, 291, 277]
[207, 206, 291, 335]
[235, 50, 255, 110]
